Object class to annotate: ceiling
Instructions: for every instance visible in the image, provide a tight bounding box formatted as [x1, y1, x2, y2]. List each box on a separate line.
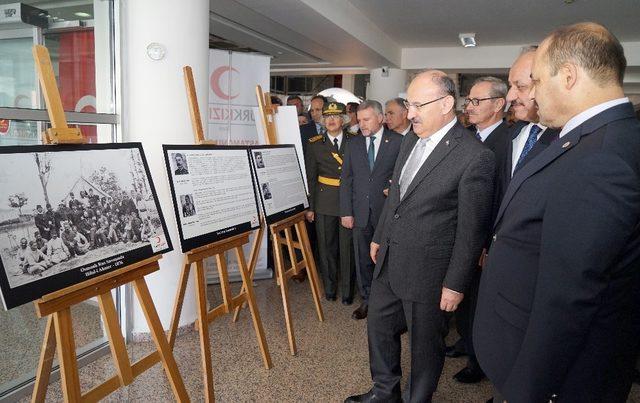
[348, 0, 640, 47]
[210, 0, 640, 75]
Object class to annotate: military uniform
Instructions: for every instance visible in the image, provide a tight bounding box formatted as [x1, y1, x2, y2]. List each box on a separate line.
[305, 103, 355, 302]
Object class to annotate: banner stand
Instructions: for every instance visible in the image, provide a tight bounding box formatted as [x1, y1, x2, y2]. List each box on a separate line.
[166, 67, 272, 402]
[30, 45, 189, 403]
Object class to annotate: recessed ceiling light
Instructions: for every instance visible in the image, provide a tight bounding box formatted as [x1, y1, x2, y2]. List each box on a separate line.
[74, 12, 91, 18]
[459, 33, 476, 48]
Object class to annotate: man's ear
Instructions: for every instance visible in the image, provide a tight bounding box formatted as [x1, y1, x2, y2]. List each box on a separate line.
[442, 95, 456, 115]
[562, 62, 578, 90]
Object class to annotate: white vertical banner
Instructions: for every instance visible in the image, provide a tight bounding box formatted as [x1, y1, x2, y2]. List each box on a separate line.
[206, 50, 272, 283]
[208, 49, 271, 144]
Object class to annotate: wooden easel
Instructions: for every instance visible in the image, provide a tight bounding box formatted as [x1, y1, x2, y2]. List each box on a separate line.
[30, 45, 189, 402]
[250, 86, 325, 356]
[166, 67, 272, 402]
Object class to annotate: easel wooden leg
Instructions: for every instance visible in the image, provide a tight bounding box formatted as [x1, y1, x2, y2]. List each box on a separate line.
[133, 278, 190, 402]
[272, 230, 297, 355]
[31, 316, 56, 403]
[234, 246, 272, 368]
[232, 225, 264, 323]
[195, 260, 215, 402]
[215, 254, 233, 313]
[169, 260, 192, 349]
[98, 292, 133, 386]
[296, 221, 324, 321]
[53, 308, 82, 402]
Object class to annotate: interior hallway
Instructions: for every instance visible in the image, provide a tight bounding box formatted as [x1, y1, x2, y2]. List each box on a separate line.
[17, 277, 640, 402]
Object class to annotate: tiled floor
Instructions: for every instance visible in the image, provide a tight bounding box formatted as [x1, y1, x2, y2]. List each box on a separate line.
[11, 276, 640, 402]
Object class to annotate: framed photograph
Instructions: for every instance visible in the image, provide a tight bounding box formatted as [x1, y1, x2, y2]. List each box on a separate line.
[0, 143, 172, 310]
[249, 145, 309, 224]
[163, 145, 261, 253]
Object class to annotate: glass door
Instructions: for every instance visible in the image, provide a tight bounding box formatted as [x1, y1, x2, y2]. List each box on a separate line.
[0, 1, 120, 401]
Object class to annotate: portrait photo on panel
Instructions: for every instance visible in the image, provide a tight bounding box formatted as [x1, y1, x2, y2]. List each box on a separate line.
[261, 183, 272, 200]
[254, 151, 265, 169]
[172, 152, 189, 175]
[180, 194, 197, 217]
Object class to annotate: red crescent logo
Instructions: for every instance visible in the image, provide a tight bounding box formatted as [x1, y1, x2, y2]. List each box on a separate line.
[210, 66, 239, 100]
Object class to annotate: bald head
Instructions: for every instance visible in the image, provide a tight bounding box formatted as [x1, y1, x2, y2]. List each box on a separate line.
[406, 70, 457, 138]
[531, 22, 626, 128]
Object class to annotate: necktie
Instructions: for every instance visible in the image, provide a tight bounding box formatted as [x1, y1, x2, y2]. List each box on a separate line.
[475, 131, 482, 141]
[400, 138, 428, 199]
[515, 124, 542, 171]
[333, 138, 339, 153]
[368, 136, 376, 170]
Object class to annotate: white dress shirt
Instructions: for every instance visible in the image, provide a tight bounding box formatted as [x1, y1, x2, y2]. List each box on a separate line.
[477, 119, 503, 143]
[559, 97, 629, 138]
[366, 126, 384, 162]
[327, 132, 344, 150]
[400, 117, 456, 186]
[399, 123, 412, 136]
[511, 122, 548, 175]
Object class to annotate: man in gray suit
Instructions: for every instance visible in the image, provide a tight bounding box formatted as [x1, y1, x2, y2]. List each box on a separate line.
[345, 70, 495, 402]
[340, 100, 403, 320]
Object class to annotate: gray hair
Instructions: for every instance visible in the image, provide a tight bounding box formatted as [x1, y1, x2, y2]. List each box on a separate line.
[385, 97, 407, 111]
[471, 76, 508, 99]
[357, 100, 383, 115]
[433, 75, 457, 99]
[520, 45, 538, 55]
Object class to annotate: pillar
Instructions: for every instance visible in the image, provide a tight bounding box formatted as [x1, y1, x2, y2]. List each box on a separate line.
[120, 0, 209, 334]
[367, 67, 407, 104]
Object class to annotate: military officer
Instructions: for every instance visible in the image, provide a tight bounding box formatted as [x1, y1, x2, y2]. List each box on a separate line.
[305, 102, 356, 304]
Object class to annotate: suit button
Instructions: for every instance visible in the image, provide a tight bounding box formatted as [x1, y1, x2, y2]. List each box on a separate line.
[365, 195, 369, 199]
[369, 178, 373, 182]
[394, 214, 400, 219]
[492, 234, 497, 242]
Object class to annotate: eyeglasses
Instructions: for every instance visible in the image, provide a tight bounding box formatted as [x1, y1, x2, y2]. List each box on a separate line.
[463, 96, 502, 106]
[403, 95, 449, 111]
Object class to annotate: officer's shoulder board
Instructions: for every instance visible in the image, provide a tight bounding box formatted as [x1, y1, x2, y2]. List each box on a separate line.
[308, 134, 323, 143]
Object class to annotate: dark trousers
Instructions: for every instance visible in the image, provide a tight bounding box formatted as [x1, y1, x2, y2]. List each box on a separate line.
[454, 268, 482, 369]
[368, 261, 449, 402]
[315, 213, 354, 299]
[353, 217, 375, 303]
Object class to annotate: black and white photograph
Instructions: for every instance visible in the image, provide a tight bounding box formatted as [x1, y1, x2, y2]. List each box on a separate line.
[172, 152, 189, 175]
[0, 143, 171, 310]
[254, 151, 265, 169]
[261, 183, 272, 200]
[180, 194, 197, 217]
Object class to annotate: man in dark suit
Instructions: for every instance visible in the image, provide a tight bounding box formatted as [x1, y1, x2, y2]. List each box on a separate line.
[306, 102, 356, 303]
[384, 97, 412, 136]
[446, 76, 511, 384]
[340, 100, 403, 320]
[345, 71, 495, 402]
[475, 22, 640, 403]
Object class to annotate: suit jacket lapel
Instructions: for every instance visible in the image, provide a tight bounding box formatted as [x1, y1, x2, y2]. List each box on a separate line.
[371, 130, 391, 175]
[494, 128, 581, 228]
[495, 102, 635, 229]
[401, 125, 461, 201]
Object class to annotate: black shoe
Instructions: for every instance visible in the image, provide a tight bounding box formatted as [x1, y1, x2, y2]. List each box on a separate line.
[342, 297, 353, 305]
[445, 344, 467, 358]
[486, 399, 494, 403]
[326, 294, 336, 301]
[345, 389, 400, 403]
[351, 303, 368, 320]
[453, 366, 485, 383]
